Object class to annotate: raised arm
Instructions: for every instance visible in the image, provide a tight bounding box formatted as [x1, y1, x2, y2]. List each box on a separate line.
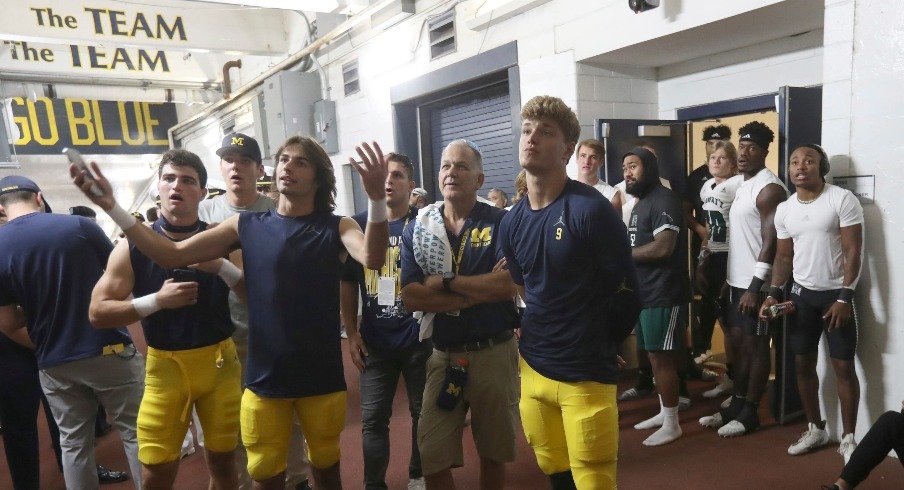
[342, 142, 390, 269]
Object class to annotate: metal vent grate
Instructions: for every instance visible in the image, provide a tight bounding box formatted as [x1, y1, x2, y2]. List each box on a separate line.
[428, 10, 456, 60]
[342, 60, 360, 96]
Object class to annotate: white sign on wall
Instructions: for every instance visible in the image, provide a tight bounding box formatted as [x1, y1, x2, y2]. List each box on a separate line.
[833, 175, 875, 204]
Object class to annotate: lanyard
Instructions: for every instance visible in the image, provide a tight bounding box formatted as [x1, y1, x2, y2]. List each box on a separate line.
[451, 228, 470, 273]
[379, 215, 410, 279]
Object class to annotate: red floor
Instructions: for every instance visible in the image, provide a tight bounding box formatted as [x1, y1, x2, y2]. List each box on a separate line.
[2, 343, 902, 489]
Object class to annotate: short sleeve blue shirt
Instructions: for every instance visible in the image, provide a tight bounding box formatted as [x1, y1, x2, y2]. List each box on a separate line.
[0, 213, 130, 369]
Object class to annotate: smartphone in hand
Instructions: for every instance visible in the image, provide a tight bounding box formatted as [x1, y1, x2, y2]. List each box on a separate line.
[63, 148, 105, 197]
[172, 269, 199, 283]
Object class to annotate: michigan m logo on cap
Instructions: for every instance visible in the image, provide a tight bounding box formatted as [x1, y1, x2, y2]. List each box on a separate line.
[232, 137, 245, 146]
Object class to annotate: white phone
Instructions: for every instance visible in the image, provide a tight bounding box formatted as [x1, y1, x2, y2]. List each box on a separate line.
[63, 148, 104, 197]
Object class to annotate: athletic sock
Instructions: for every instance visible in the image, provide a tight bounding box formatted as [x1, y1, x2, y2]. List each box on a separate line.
[635, 397, 666, 430]
[549, 470, 577, 490]
[643, 405, 682, 446]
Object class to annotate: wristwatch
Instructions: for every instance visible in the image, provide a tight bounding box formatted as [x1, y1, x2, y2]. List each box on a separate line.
[442, 271, 456, 291]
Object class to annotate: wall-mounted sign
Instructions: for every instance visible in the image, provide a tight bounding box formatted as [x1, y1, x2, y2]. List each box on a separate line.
[833, 175, 875, 204]
[10, 97, 176, 155]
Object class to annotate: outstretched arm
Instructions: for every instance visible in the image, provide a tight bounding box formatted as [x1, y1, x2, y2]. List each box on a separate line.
[341, 142, 389, 269]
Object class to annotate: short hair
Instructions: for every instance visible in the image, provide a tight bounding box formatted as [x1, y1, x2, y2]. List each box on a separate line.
[158, 149, 208, 188]
[145, 207, 159, 222]
[445, 140, 483, 172]
[275, 135, 336, 212]
[0, 190, 36, 209]
[521, 96, 581, 144]
[488, 188, 508, 200]
[386, 152, 415, 179]
[576, 139, 605, 158]
[710, 141, 738, 163]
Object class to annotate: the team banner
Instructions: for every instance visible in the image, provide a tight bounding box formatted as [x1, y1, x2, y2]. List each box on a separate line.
[10, 97, 177, 154]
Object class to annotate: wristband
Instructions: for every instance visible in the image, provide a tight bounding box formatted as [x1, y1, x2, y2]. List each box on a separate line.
[217, 260, 243, 288]
[753, 261, 772, 281]
[768, 286, 784, 301]
[367, 197, 388, 223]
[747, 277, 765, 294]
[837, 287, 854, 304]
[109, 203, 139, 231]
[131, 293, 161, 318]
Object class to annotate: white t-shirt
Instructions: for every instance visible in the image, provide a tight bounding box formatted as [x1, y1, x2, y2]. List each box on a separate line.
[774, 184, 863, 290]
[591, 180, 619, 202]
[198, 193, 276, 337]
[615, 177, 671, 226]
[700, 175, 742, 253]
[727, 168, 788, 288]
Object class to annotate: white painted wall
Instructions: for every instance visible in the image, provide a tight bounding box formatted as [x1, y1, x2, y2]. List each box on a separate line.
[818, 0, 904, 445]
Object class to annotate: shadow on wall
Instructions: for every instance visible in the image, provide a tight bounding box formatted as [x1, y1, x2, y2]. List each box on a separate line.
[820, 181, 890, 439]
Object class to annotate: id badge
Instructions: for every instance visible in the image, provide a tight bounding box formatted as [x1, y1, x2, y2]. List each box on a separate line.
[377, 277, 396, 306]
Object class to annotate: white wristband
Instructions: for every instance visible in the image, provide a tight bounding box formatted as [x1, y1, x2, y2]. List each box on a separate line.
[217, 260, 243, 288]
[367, 197, 388, 223]
[109, 203, 138, 231]
[753, 261, 772, 281]
[131, 293, 161, 318]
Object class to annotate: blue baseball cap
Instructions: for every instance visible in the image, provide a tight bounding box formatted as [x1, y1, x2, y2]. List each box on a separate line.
[0, 175, 52, 213]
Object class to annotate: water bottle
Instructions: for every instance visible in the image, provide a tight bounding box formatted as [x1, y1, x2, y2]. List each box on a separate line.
[436, 358, 468, 411]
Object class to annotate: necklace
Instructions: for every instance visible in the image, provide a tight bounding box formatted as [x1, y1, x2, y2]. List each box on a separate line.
[159, 215, 203, 233]
[797, 185, 825, 205]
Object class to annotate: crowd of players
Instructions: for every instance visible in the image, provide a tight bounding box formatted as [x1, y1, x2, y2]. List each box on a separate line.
[0, 94, 901, 490]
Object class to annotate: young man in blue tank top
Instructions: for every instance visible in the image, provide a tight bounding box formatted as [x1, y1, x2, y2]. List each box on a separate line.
[72, 136, 390, 490]
[499, 96, 640, 489]
[89, 150, 246, 489]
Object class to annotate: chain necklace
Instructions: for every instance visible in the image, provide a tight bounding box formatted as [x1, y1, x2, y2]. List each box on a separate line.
[796, 185, 825, 205]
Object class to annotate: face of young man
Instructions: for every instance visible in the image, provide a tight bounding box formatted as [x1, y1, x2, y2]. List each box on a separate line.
[384, 160, 415, 209]
[737, 140, 767, 176]
[622, 154, 644, 196]
[219, 150, 264, 194]
[576, 144, 603, 181]
[158, 164, 206, 217]
[439, 144, 484, 202]
[519, 118, 574, 173]
[275, 144, 319, 198]
[788, 147, 824, 190]
[707, 148, 736, 180]
[487, 190, 507, 208]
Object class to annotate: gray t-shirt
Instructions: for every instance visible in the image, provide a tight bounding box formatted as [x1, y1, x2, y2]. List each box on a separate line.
[198, 194, 275, 341]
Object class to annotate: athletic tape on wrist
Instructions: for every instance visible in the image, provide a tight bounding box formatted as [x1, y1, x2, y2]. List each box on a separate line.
[747, 277, 766, 294]
[131, 293, 160, 318]
[217, 260, 243, 288]
[753, 261, 772, 281]
[109, 203, 138, 231]
[367, 197, 388, 223]
[837, 287, 854, 304]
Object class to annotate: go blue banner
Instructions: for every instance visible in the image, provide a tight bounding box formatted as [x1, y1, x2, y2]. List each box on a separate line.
[10, 97, 176, 154]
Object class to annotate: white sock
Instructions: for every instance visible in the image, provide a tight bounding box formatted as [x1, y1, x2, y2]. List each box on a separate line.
[643, 405, 682, 446]
[634, 396, 666, 430]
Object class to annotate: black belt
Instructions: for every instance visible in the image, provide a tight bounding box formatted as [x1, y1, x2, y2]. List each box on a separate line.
[436, 330, 513, 353]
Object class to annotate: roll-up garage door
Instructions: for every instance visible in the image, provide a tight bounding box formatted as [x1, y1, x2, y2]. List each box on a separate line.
[426, 82, 517, 199]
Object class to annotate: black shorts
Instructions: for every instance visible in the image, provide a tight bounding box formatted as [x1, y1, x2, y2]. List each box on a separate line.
[727, 286, 771, 336]
[788, 283, 859, 360]
[700, 252, 728, 300]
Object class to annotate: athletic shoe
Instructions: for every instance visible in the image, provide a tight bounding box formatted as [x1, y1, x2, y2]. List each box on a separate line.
[408, 477, 426, 490]
[700, 368, 719, 381]
[694, 350, 713, 365]
[838, 433, 857, 464]
[703, 375, 733, 398]
[618, 386, 653, 401]
[787, 423, 829, 455]
[718, 407, 760, 437]
[720, 396, 732, 409]
[699, 412, 723, 428]
[97, 465, 129, 484]
[180, 443, 196, 459]
[678, 396, 691, 411]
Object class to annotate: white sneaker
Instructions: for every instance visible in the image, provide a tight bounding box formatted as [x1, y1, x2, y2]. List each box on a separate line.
[408, 477, 426, 490]
[694, 350, 713, 365]
[787, 423, 830, 455]
[703, 375, 734, 399]
[678, 396, 691, 411]
[720, 396, 732, 409]
[699, 412, 723, 429]
[838, 433, 857, 464]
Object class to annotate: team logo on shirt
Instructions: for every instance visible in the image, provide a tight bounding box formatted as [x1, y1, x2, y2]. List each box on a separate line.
[553, 212, 566, 240]
[470, 227, 493, 247]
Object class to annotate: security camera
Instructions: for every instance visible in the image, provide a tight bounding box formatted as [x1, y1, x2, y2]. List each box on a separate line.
[629, 0, 660, 13]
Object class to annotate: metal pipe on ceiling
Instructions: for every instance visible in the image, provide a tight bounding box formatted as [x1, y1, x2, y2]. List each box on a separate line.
[168, 0, 397, 143]
[0, 72, 222, 92]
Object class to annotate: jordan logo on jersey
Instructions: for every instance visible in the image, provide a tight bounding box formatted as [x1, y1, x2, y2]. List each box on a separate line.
[553, 212, 566, 240]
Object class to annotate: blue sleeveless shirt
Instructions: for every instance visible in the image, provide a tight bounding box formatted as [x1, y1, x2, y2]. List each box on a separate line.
[129, 220, 233, 351]
[239, 210, 345, 397]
